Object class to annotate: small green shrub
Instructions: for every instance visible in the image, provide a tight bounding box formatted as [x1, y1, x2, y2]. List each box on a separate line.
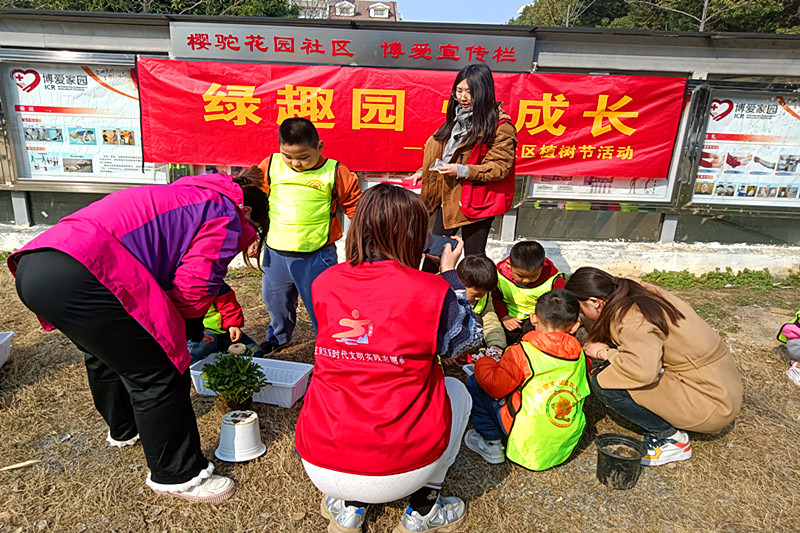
[201, 348, 269, 405]
[642, 267, 776, 290]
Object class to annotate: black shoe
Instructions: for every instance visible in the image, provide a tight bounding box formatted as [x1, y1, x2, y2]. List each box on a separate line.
[259, 341, 281, 355]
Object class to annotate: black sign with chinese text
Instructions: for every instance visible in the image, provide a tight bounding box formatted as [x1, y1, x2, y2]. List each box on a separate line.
[170, 22, 534, 73]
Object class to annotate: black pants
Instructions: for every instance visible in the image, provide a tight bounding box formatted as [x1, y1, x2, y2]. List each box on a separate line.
[421, 207, 495, 273]
[15, 250, 209, 484]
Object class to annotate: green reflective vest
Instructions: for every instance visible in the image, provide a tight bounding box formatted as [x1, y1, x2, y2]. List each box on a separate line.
[496, 272, 563, 319]
[778, 309, 800, 343]
[472, 293, 488, 314]
[202, 304, 224, 335]
[504, 341, 590, 471]
[266, 155, 337, 252]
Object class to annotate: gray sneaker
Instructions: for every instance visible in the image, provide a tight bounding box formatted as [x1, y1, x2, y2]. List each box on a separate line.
[464, 429, 505, 464]
[393, 495, 467, 533]
[320, 495, 366, 533]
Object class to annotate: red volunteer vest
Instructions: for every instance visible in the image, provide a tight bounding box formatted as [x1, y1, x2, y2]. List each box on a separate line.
[458, 118, 516, 219]
[295, 260, 452, 476]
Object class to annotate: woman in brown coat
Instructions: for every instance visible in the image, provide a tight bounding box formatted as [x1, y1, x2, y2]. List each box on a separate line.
[564, 267, 743, 466]
[411, 64, 517, 273]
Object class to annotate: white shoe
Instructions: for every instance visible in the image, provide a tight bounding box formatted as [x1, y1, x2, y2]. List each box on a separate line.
[641, 430, 692, 466]
[464, 429, 505, 464]
[151, 474, 236, 504]
[393, 495, 466, 533]
[320, 495, 366, 533]
[106, 430, 140, 448]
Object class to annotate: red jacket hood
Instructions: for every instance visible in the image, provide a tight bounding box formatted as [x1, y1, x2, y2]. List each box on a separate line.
[522, 330, 582, 360]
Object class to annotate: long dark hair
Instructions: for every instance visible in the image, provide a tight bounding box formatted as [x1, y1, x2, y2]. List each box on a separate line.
[233, 165, 268, 269]
[564, 267, 685, 344]
[345, 183, 429, 269]
[432, 63, 499, 148]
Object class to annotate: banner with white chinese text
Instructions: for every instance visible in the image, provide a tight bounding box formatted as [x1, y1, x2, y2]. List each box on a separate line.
[138, 57, 686, 179]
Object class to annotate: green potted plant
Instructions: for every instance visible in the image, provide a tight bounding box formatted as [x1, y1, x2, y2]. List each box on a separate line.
[201, 344, 269, 413]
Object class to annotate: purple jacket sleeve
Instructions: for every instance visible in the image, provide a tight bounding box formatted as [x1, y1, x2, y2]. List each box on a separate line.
[167, 214, 242, 318]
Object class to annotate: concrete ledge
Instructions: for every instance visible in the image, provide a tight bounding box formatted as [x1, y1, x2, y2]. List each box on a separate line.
[1, 224, 798, 278]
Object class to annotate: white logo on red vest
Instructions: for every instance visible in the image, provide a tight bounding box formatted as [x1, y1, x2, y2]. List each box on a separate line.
[332, 310, 373, 345]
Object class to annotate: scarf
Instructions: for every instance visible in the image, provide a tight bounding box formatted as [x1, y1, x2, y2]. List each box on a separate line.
[442, 106, 473, 164]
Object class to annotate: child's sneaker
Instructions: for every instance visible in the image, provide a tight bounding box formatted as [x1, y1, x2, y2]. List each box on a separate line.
[151, 474, 236, 504]
[319, 496, 365, 533]
[641, 430, 692, 466]
[393, 495, 466, 533]
[464, 429, 505, 464]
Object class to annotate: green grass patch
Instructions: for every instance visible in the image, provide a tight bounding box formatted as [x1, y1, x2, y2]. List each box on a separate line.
[642, 267, 785, 290]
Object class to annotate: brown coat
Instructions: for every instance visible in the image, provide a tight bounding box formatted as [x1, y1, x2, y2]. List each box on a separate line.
[596, 282, 743, 434]
[420, 109, 517, 229]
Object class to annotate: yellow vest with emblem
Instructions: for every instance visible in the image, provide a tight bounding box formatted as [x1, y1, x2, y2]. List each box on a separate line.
[496, 272, 563, 319]
[504, 341, 590, 471]
[266, 155, 337, 252]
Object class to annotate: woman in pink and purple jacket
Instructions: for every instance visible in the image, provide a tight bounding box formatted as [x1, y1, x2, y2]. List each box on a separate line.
[8, 169, 268, 504]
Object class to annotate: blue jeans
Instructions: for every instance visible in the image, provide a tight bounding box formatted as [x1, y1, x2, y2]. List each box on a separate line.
[261, 244, 338, 345]
[466, 374, 508, 442]
[187, 330, 263, 364]
[590, 370, 676, 439]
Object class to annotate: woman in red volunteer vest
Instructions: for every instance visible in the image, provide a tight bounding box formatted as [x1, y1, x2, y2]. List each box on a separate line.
[295, 184, 483, 533]
[412, 63, 517, 273]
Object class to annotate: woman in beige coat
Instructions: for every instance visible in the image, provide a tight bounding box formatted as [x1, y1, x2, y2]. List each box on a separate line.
[564, 267, 743, 466]
[411, 63, 517, 273]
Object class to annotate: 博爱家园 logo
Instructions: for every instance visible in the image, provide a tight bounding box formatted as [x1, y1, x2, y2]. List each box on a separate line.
[11, 69, 41, 93]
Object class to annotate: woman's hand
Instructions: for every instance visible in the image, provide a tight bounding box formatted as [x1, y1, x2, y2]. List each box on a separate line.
[584, 342, 611, 360]
[436, 164, 458, 177]
[410, 171, 423, 186]
[228, 326, 243, 343]
[246, 240, 259, 258]
[439, 235, 464, 273]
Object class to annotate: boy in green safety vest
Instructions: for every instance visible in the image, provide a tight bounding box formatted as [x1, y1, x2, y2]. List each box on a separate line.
[464, 289, 590, 470]
[256, 118, 362, 354]
[492, 240, 565, 346]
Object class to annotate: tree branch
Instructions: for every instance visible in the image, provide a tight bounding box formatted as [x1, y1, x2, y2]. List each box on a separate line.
[626, 0, 700, 23]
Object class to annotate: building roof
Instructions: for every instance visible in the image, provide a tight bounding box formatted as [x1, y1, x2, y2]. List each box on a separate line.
[329, 1, 398, 21]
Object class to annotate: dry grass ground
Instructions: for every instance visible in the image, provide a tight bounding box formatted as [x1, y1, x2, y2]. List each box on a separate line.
[1, 266, 799, 532]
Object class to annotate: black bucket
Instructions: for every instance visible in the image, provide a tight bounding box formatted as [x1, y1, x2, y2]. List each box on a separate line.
[595, 433, 646, 490]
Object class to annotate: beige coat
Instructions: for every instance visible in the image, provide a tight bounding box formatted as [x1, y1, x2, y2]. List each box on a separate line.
[420, 109, 517, 229]
[597, 282, 743, 434]
[479, 296, 506, 350]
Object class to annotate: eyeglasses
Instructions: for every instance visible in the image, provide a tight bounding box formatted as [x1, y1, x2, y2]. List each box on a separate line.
[452, 88, 471, 99]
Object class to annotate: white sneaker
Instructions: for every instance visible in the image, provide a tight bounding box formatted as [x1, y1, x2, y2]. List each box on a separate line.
[464, 429, 505, 464]
[641, 430, 692, 466]
[106, 430, 140, 448]
[152, 474, 236, 504]
[393, 495, 467, 533]
[319, 496, 366, 533]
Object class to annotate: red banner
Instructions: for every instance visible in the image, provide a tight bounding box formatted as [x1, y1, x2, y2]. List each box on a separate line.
[138, 57, 685, 178]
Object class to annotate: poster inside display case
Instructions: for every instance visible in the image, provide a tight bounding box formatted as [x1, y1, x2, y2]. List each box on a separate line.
[525, 174, 672, 203]
[3, 62, 166, 183]
[692, 91, 800, 208]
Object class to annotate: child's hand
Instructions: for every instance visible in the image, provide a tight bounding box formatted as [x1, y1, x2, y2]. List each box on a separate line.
[228, 326, 243, 343]
[439, 235, 464, 273]
[502, 315, 522, 331]
[410, 171, 423, 186]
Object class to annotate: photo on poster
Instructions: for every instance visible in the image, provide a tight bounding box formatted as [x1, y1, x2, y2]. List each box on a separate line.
[24, 127, 63, 142]
[119, 130, 135, 146]
[63, 157, 93, 173]
[68, 128, 97, 145]
[788, 187, 799, 198]
[745, 185, 758, 197]
[29, 152, 61, 172]
[777, 154, 799, 173]
[694, 181, 713, 195]
[102, 129, 120, 145]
